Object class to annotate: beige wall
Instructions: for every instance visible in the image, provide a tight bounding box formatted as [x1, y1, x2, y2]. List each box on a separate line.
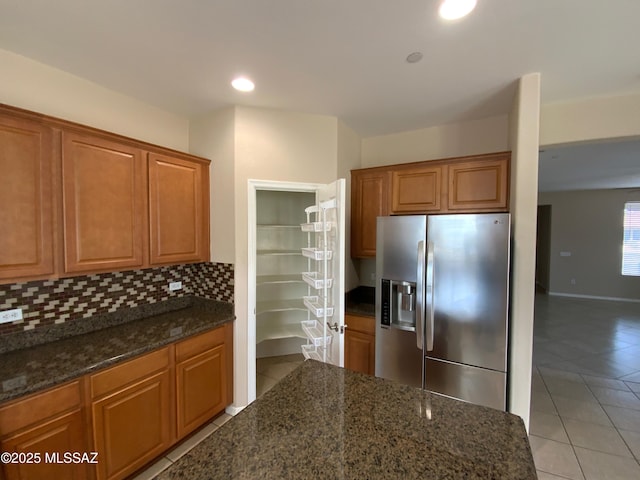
[361, 114, 510, 167]
[540, 93, 640, 148]
[0, 48, 189, 151]
[358, 113, 512, 292]
[508, 73, 541, 431]
[538, 189, 640, 300]
[337, 120, 363, 291]
[189, 107, 236, 264]
[357, 87, 540, 428]
[234, 106, 339, 408]
[192, 106, 343, 409]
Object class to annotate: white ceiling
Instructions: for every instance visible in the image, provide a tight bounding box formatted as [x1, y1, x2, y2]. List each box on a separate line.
[1, 0, 639, 189]
[539, 140, 640, 192]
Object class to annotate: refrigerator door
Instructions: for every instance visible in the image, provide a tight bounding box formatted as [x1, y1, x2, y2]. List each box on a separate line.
[375, 215, 426, 388]
[425, 357, 507, 410]
[425, 213, 510, 373]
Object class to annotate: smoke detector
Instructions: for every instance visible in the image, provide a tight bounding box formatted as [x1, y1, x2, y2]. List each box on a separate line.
[406, 52, 424, 63]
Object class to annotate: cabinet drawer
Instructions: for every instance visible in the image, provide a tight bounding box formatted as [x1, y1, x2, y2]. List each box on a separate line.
[90, 347, 170, 399]
[1, 409, 88, 480]
[346, 314, 375, 336]
[175, 326, 226, 363]
[0, 381, 81, 435]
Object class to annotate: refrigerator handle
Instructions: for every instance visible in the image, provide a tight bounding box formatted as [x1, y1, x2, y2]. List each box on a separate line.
[416, 241, 425, 351]
[425, 241, 435, 351]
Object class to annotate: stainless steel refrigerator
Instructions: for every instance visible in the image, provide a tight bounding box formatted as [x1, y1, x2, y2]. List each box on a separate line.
[374, 213, 510, 410]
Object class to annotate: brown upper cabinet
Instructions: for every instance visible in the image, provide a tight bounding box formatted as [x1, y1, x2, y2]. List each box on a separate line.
[148, 153, 209, 265]
[62, 132, 147, 273]
[350, 169, 390, 258]
[351, 152, 510, 257]
[0, 104, 210, 284]
[391, 164, 443, 213]
[447, 155, 509, 211]
[0, 114, 55, 282]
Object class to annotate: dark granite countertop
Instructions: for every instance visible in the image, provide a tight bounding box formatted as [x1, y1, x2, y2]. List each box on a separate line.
[0, 297, 234, 403]
[345, 285, 375, 317]
[156, 360, 536, 480]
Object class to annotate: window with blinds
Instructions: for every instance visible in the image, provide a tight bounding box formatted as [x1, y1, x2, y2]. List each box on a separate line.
[622, 201, 640, 276]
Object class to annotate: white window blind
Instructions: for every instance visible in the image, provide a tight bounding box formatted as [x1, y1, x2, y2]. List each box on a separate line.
[622, 201, 640, 276]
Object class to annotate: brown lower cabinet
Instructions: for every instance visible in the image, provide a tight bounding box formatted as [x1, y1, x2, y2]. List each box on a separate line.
[344, 314, 376, 376]
[90, 349, 172, 480]
[175, 326, 228, 439]
[0, 382, 88, 480]
[0, 323, 233, 480]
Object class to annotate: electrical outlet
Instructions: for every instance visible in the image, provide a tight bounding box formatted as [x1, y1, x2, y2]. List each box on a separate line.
[169, 281, 183, 291]
[0, 308, 23, 324]
[570, 278, 576, 285]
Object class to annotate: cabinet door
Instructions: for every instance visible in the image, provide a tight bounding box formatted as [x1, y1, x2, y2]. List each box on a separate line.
[0, 115, 54, 282]
[62, 132, 145, 273]
[0, 410, 87, 480]
[148, 154, 209, 265]
[391, 165, 443, 213]
[92, 370, 171, 480]
[447, 155, 509, 212]
[176, 344, 226, 438]
[345, 331, 375, 376]
[344, 315, 375, 376]
[351, 169, 390, 258]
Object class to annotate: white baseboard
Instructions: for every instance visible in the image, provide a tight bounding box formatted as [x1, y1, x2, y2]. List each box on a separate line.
[225, 404, 245, 416]
[548, 291, 640, 303]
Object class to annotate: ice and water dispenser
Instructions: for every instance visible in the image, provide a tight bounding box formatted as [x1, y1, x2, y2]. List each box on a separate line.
[380, 279, 417, 331]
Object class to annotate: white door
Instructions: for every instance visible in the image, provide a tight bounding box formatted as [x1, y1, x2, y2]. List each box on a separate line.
[314, 178, 346, 367]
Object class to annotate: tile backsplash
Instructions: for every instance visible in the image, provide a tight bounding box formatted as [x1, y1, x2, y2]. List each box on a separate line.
[0, 262, 233, 336]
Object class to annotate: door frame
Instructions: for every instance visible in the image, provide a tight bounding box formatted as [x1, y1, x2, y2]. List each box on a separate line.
[247, 179, 323, 405]
[535, 204, 552, 293]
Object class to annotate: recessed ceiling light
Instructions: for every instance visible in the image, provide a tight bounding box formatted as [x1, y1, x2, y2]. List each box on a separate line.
[231, 77, 255, 92]
[438, 0, 477, 20]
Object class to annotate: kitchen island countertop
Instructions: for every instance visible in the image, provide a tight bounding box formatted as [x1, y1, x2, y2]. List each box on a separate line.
[156, 360, 536, 480]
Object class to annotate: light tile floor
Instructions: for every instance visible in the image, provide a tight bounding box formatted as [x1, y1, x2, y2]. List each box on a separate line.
[130, 412, 233, 480]
[131, 354, 303, 479]
[256, 353, 304, 398]
[531, 294, 640, 479]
